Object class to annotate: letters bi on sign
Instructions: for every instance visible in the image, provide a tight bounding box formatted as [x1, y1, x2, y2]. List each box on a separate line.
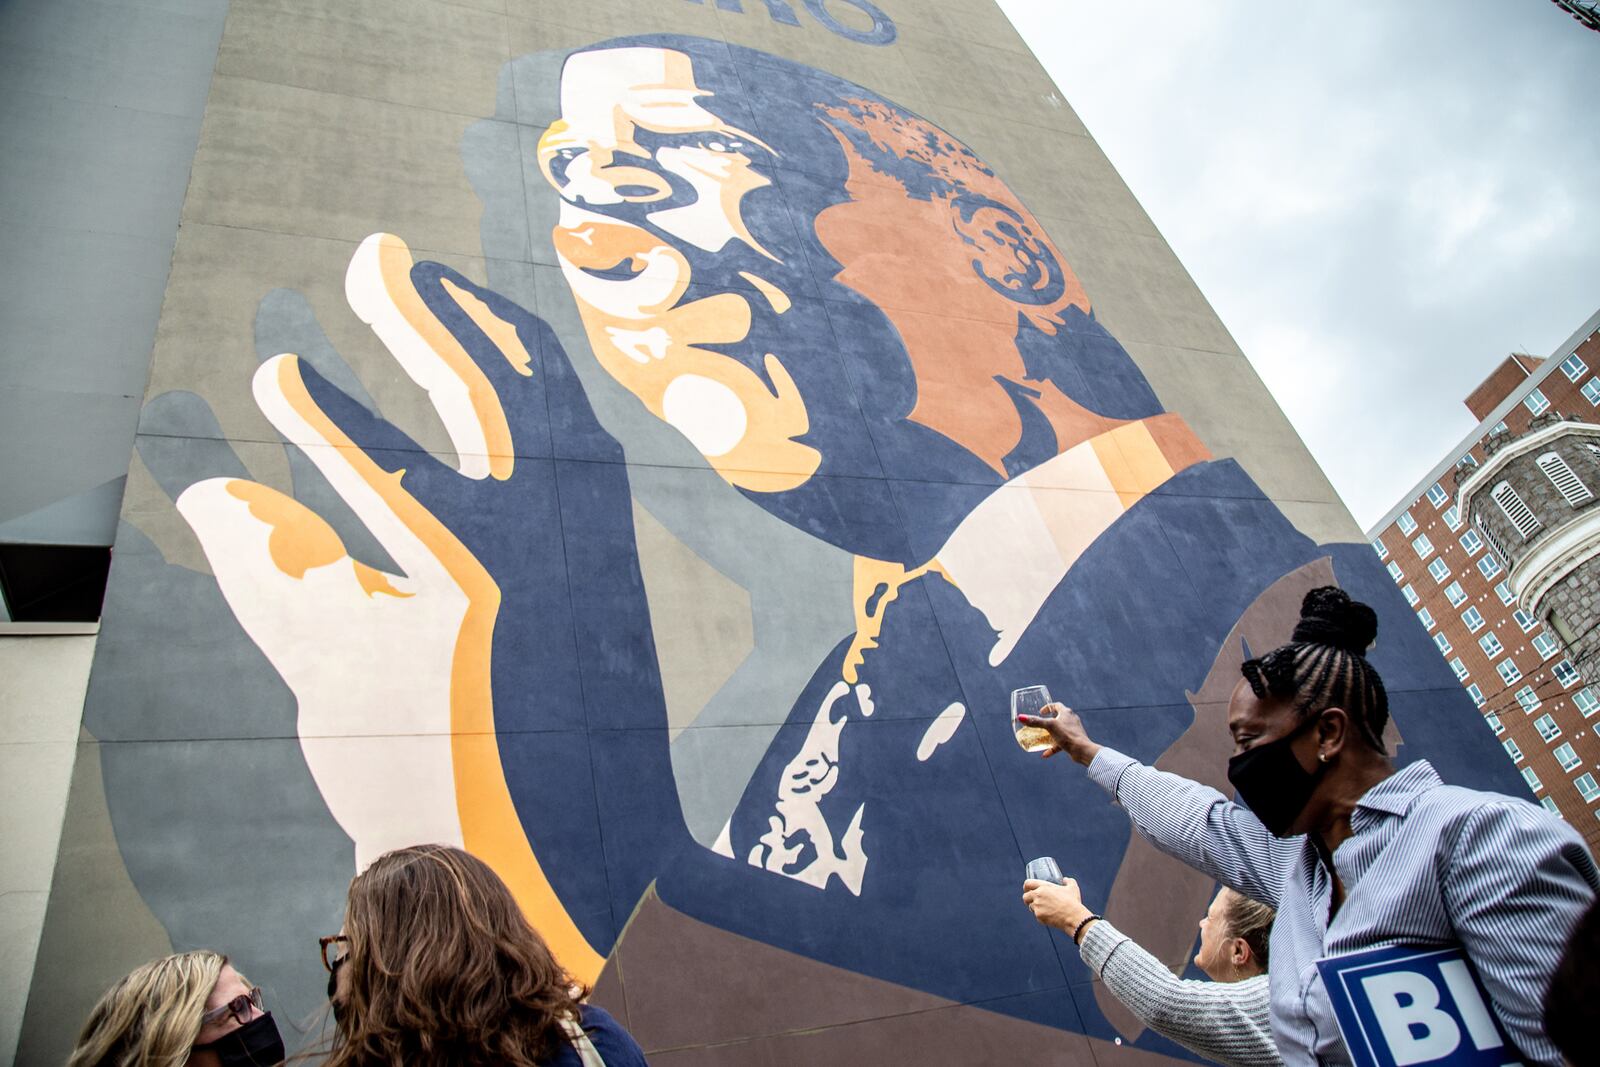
[1316, 946, 1521, 1067]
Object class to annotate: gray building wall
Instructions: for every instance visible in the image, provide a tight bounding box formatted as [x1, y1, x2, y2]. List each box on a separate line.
[0, 0, 229, 561]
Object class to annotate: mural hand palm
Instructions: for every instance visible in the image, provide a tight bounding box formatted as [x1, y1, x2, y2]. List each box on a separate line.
[171, 233, 614, 980]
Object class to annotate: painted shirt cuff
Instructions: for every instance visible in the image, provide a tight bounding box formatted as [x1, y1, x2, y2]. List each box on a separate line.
[1087, 747, 1137, 800]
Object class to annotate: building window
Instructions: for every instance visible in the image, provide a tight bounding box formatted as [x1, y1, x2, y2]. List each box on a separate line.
[1587, 441, 1600, 462]
[1575, 688, 1599, 718]
[1450, 657, 1469, 681]
[1533, 633, 1560, 659]
[1371, 538, 1388, 559]
[1440, 581, 1464, 607]
[1458, 529, 1483, 555]
[1493, 420, 1509, 435]
[1491, 482, 1542, 539]
[1478, 631, 1503, 657]
[1402, 583, 1418, 606]
[1562, 353, 1589, 381]
[1494, 580, 1516, 606]
[1477, 554, 1503, 580]
[1504, 738, 1524, 763]
[1513, 608, 1537, 632]
[1387, 560, 1403, 582]
[1397, 510, 1418, 535]
[1417, 606, 1435, 631]
[1525, 388, 1550, 416]
[1467, 684, 1485, 707]
[1497, 658, 1523, 685]
[1543, 797, 1562, 815]
[1426, 482, 1449, 508]
[1538, 451, 1596, 507]
[1433, 632, 1452, 654]
[1484, 711, 1503, 734]
[1534, 712, 1559, 739]
[1519, 687, 1544, 715]
[1523, 766, 1544, 792]
[1576, 772, 1600, 802]
[1555, 742, 1581, 772]
[1412, 533, 1434, 558]
[1460, 452, 1480, 469]
[1442, 505, 1462, 531]
[1554, 660, 1581, 687]
[1584, 379, 1600, 406]
[1460, 606, 1485, 632]
[1431, 558, 1454, 583]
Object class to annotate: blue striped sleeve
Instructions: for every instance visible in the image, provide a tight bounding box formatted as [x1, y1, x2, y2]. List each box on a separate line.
[1440, 797, 1599, 1066]
[1089, 748, 1296, 905]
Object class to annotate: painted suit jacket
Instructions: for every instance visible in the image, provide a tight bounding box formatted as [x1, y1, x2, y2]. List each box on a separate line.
[544, 457, 1525, 1046]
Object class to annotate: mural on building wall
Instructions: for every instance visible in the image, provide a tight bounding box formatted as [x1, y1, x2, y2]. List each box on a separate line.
[39, 32, 1521, 1064]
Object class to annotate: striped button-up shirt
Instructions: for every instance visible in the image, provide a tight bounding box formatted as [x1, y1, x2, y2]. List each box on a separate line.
[1089, 749, 1599, 1066]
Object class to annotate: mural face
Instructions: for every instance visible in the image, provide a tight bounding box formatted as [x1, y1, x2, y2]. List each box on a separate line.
[28, 28, 1522, 1067]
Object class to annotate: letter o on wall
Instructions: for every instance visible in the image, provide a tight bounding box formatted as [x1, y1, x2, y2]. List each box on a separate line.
[804, 0, 897, 45]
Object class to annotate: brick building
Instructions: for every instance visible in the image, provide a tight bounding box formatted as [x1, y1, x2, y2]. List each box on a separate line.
[1367, 307, 1600, 850]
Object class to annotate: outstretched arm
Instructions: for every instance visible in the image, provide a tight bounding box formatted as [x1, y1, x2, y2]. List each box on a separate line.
[1024, 877, 1279, 1067]
[1023, 707, 1296, 903]
[1442, 801, 1599, 1066]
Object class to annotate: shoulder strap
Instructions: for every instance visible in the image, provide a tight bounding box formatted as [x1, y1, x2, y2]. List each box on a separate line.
[558, 1013, 608, 1067]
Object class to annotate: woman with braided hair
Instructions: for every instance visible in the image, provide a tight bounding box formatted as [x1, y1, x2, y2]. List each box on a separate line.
[1021, 586, 1599, 1067]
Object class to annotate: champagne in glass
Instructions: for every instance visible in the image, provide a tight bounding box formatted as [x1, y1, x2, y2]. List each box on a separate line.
[1011, 685, 1056, 752]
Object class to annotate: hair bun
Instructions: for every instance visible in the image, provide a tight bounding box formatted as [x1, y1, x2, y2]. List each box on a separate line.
[1291, 586, 1377, 654]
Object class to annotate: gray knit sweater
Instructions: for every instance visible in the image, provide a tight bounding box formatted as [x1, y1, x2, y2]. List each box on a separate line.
[1078, 918, 1281, 1067]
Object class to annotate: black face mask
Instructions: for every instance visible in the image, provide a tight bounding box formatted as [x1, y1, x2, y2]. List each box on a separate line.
[194, 1012, 285, 1066]
[1227, 712, 1326, 838]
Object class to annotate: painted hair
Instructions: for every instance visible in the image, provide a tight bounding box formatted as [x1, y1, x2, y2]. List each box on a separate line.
[325, 844, 585, 1067]
[1221, 891, 1275, 970]
[1240, 586, 1389, 751]
[66, 950, 229, 1067]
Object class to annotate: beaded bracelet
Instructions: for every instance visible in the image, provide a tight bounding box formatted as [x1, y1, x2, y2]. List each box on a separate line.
[1071, 914, 1103, 945]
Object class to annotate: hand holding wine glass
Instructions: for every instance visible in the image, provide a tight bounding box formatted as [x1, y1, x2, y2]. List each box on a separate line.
[1016, 699, 1101, 766]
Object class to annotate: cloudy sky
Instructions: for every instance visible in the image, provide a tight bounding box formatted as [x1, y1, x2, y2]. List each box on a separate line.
[996, 0, 1600, 530]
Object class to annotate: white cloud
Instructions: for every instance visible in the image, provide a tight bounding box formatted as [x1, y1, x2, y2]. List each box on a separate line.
[998, 0, 1600, 528]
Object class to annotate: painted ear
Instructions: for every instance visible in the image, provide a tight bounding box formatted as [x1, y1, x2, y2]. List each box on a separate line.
[949, 194, 1066, 308]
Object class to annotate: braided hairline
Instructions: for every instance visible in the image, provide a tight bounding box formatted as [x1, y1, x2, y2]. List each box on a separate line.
[1241, 642, 1389, 752]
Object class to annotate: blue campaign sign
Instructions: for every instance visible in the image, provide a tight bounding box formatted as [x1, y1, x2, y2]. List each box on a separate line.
[1317, 946, 1522, 1067]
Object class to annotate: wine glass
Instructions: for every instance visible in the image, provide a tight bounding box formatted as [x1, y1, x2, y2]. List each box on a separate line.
[1011, 685, 1056, 753]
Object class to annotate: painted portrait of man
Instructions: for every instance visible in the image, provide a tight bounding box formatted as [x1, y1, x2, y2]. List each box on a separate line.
[37, 28, 1517, 1065]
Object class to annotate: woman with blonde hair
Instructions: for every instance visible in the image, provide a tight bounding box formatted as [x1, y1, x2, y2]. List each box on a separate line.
[321, 844, 646, 1066]
[67, 949, 283, 1066]
[1024, 878, 1280, 1067]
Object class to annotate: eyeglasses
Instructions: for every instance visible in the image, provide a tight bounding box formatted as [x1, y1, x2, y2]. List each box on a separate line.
[319, 935, 350, 973]
[200, 987, 263, 1029]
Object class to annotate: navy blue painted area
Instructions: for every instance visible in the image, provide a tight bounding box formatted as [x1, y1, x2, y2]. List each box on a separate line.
[682, 0, 897, 45]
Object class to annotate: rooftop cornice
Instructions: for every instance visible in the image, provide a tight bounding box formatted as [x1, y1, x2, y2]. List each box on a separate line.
[1364, 304, 1600, 539]
[1456, 418, 1600, 512]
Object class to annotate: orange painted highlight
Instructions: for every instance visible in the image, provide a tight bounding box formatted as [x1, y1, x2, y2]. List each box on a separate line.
[843, 555, 951, 684]
[226, 480, 343, 578]
[442, 277, 534, 379]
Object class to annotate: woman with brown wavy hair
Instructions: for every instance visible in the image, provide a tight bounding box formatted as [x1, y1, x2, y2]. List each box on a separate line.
[322, 844, 646, 1066]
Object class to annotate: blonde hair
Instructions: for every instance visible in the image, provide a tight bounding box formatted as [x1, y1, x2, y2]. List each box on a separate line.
[67, 950, 230, 1067]
[1221, 891, 1275, 970]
